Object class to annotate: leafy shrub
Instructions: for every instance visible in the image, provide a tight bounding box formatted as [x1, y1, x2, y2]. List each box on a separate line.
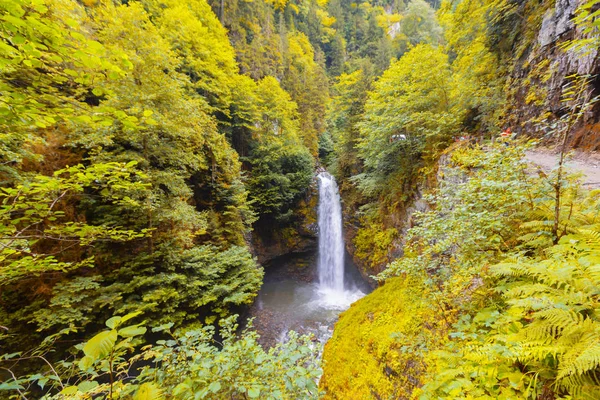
[1, 314, 322, 399]
[419, 229, 600, 399]
[247, 143, 315, 223]
[325, 142, 600, 398]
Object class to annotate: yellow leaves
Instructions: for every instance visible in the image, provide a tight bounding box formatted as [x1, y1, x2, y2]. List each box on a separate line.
[287, 31, 315, 67]
[133, 383, 165, 400]
[0, 0, 127, 141]
[331, 70, 363, 97]
[484, 226, 600, 396]
[354, 223, 397, 269]
[82, 329, 118, 361]
[357, 44, 457, 190]
[362, 138, 600, 398]
[255, 77, 299, 133]
[321, 276, 445, 399]
[367, 43, 453, 114]
[375, 13, 402, 31]
[141, 0, 239, 114]
[440, 0, 503, 128]
[289, 3, 300, 14]
[265, 0, 289, 11]
[282, 30, 328, 156]
[316, 9, 336, 27]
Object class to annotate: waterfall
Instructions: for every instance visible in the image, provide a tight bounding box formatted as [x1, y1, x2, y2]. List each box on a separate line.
[246, 171, 367, 343]
[317, 172, 346, 294]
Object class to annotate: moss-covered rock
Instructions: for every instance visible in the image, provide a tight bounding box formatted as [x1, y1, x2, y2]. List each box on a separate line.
[250, 181, 318, 264]
[320, 276, 447, 399]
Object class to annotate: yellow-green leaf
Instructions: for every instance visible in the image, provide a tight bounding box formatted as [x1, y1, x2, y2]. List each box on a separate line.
[118, 325, 147, 338]
[83, 329, 117, 360]
[133, 382, 164, 400]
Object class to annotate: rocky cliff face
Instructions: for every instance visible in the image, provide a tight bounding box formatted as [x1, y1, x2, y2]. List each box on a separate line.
[339, 0, 600, 286]
[250, 181, 318, 265]
[340, 200, 372, 285]
[341, 188, 428, 287]
[339, 150, 467, 287]
[506, 0, 600, 149]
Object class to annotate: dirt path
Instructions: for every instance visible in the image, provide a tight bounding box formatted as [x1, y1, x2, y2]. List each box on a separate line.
[525, 149, 600, 188]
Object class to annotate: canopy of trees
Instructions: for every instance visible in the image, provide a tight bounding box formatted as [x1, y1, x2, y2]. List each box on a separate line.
[0, 0, 325, 396]
[2, 0, 600, 398]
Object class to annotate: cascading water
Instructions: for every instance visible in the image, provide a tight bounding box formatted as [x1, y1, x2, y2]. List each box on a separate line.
[316, 172, 364, 308]
[245, 171, 369, 346]
[317, 172, 345, 293]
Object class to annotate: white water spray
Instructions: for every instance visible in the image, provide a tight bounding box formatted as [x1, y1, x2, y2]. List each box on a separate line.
[317, 172, 363, 308]
[317, 172, 345, 292]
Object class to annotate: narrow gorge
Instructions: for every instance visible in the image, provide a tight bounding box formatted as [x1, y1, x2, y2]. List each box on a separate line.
[1, 0, 600, 399]
[247, 172, 368, 347]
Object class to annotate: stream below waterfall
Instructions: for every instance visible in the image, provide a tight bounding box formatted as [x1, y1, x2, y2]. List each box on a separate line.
[246, 173, 371, 347]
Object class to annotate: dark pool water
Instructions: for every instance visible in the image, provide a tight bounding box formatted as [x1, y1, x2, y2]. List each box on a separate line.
[246, 249, 371, 347]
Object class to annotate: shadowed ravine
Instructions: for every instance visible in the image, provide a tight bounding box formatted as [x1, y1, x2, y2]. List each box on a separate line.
[247, 173, 369, 347]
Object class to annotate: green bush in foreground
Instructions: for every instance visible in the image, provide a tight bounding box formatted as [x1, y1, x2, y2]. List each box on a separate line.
[0, 313, 322, 399]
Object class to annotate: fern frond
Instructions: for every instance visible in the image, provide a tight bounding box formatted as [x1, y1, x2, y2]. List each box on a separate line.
[520, 220, 554, 232]
[558, 343, 600, 379]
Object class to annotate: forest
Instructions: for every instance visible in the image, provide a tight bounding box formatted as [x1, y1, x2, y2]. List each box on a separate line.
[1, 0, 600, 399]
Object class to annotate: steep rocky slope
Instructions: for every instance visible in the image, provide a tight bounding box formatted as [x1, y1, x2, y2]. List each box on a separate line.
[250, 182, 319, 264]
[505, 0, 600, 148]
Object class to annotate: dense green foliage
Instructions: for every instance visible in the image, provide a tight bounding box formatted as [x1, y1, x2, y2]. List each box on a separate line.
[356, 43, 459, 205]
[320, 0, 600, 398]
[323, 141, 600, 398]
[1, 0, 253, 344]
[2, 313, 321, 399]
[0, 0, 324, 396]
[2, 0, 600, 398]
[324, 0, 505, 275]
